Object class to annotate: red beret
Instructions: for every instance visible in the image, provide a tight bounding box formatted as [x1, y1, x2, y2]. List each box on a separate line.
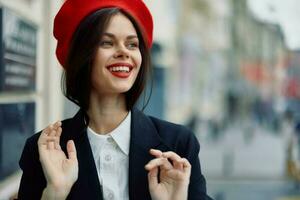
[53, 0, 153, 67]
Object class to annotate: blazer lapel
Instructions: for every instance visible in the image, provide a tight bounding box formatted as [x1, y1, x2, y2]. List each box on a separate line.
[128, 108, 170, 200]
[74, 132, 103, 199]
[62, 110, 103, 200]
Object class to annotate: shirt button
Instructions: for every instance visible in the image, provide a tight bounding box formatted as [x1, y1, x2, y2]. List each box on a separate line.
[107, 192, 114, 199]
[114, 144, 118, 149]
[107, 137, 114, 143]
[105, 154, 112, 161]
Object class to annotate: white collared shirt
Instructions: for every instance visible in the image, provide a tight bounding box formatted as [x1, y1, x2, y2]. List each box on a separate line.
[87, 112, 131, 200]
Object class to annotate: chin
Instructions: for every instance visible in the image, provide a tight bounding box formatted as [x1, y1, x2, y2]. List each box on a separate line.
[114, 82, 134, 92]
[113, 85, 132, 93]
[118, 88, 132, 93]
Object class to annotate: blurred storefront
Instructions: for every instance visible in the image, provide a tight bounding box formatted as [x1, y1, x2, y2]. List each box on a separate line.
[0, 0, 64, 199]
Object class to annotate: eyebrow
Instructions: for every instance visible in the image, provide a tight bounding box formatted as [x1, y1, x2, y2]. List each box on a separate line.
[102, 32, 138, 40]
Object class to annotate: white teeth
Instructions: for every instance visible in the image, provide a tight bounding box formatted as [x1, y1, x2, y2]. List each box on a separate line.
[109, 66, 130, 72]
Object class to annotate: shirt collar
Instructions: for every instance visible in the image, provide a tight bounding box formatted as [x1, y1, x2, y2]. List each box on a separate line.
[87, 126, 109, 147]
[110, 111, 131, 156]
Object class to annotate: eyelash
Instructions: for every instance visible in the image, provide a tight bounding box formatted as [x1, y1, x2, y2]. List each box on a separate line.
[127, 42, 139, 48]
[100, 40, 113, 46]
[99, 40, 139, 49]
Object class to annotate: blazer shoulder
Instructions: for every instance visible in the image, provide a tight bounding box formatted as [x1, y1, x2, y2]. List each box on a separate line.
[25, 117, 74, 144]
[147, 116, 200, 155]
[148, 115, 194, 138]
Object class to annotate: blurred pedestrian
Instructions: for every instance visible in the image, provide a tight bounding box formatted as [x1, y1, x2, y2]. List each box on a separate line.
[285, 112, 300, 185]
[17, 0, 212, 200]
[283, 111, 297, 177]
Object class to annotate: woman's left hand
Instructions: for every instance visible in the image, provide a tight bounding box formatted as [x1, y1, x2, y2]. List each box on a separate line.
[145, 149, 191, 200]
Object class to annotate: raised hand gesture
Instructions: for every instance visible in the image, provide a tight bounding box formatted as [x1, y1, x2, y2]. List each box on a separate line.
[145, 149, 191, 200]
[38, 121, 78, 199]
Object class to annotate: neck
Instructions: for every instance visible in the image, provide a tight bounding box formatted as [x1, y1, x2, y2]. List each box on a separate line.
[87, 93, 129, 135]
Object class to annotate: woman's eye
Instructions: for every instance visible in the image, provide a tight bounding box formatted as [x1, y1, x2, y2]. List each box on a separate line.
[127, 42, 139, 49]
[100, 40, 113, 47]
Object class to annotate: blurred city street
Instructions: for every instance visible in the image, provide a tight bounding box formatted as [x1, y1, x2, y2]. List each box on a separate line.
[207, 179, 300, 200]
[197, 122, 300, 200]
[200, 122, 285, 178]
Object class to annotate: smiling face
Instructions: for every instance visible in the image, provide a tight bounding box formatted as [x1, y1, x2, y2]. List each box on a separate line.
[63, 8, 151, 111]
[91, 13, 142, 96]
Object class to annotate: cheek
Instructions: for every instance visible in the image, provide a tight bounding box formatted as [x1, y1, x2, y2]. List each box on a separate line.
[135, 52, 142, 70]
[91, 67, 100, 86]
[91, 59, 103, 78]
[91, 54, 107, 83]
[95, 47, 115, 63]
[92, 51, 112, 75]
[94, 51, 107, 65]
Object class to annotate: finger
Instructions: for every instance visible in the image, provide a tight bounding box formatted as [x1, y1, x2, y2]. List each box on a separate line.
[145, 157, 172, 170]
[54, 127, 62, 150]
[149, 149, 163, 158]
[181, 158, 192, 173]
[53, 121, 62, 130]
[166, 169, 184, 180]
[67, 140, 77, 161]
[43, 126, 51, 136]
[147, 167, 159, 191]
[48, 127, 56, 137]
[38, 125, 55, 148]
[39, 124, 53, 138]
[174, 160, 183, 171]
[39, 135, 58, 153]
[55, 127, 62, 137]
[162, 151, 181, 160]
[162, 151, 183, 170]
[38, 135, 56, 149]
[38, 128, 49, 145]
[39, 131, 55, 145]
[45, 136, 57, 142]
[55, 142, 62, 150]
[47, 141, 55, 150]
[47, 129, 56, 150]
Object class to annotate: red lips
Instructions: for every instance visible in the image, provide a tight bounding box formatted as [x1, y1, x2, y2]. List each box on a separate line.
[106, 62, 133, 79]
[106, 62, 133, 69]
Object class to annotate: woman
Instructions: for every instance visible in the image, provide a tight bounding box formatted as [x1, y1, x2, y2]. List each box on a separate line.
[18, 0, 211, 199]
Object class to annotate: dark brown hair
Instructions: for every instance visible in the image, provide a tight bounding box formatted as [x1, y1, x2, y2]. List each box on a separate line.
[62, 8, 152, 113]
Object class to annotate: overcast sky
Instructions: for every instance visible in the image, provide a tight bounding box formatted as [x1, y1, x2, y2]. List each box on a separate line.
[248, 0, 300, 50]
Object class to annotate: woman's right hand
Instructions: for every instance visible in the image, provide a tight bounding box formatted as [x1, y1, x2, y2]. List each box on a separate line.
[38, 121, 78, 199]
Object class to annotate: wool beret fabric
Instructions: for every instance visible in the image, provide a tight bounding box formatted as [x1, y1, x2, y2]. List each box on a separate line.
[53, 0, 153, 67]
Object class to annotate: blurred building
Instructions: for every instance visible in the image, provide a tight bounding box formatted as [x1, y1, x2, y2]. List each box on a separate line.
[156, 0, 300, 180]
[0, 0, 64, 199]
[229, 0, 288, 130]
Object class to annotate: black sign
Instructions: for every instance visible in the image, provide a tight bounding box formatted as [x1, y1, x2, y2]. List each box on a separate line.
[0, 8, 37, 92]
[0, 102, 35, 179]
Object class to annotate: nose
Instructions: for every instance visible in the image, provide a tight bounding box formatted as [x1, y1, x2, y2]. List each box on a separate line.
[113, 45, 130, 59]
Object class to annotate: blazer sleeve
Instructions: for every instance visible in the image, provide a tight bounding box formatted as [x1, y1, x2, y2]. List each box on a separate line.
[18, 136, 47, 200]
[181, 129, 213, 200]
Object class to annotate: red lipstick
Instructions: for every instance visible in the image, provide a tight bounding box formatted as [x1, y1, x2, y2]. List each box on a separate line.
[106, 63, 133, 79]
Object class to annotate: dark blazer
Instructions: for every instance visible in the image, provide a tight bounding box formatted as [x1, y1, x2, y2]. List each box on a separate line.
[18, 108, 212, 200]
